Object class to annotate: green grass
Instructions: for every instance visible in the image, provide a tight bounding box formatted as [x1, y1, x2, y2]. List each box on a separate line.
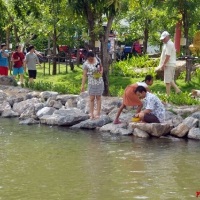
[22, 63, 200, 105]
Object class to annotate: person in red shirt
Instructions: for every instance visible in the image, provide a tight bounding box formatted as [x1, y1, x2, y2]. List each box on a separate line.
[132, 39, 142, 56]
[12, 45, 25, 85]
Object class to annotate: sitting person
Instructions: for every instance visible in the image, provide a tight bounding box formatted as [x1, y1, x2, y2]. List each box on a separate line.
[134, 86, 165, 123]
[113, 75, 153, 124]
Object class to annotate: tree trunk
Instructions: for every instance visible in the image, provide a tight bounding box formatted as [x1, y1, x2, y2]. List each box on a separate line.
[52, 26, 57, 75]
[182, 8, 190, 55]
[143, 21, 149, 54]
[5, 28, 10, 47]
[100, 16, 114, 96]
[13, 24, 20, 44]
[101, 41, 110, 96]
[88, 20, 96, 50]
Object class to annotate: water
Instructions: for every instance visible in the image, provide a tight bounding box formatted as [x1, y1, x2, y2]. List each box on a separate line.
[0, 118, 199, 200]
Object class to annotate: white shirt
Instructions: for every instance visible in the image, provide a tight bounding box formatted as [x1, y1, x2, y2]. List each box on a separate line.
[159, 39, 176, 67]
[137, 82, 148, 88]
[144, 92, 165, 122]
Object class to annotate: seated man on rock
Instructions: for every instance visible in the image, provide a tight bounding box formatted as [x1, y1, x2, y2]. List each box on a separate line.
[134, 86, 165, 123]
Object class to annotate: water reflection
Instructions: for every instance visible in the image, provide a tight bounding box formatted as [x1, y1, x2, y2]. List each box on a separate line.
[0, 118, 199, 199]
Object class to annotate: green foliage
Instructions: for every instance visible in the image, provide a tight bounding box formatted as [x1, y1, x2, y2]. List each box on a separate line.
[112, 55, 159, 78]
[25, 81, 81, 94]
[155, 91, 200, 105]
[21, 63, 200, 106]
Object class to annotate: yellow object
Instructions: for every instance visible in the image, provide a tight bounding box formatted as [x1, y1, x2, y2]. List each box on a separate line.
[93, 72, 101, 79]
[132, 117, 140, 122]
[189, 31, 200, 56]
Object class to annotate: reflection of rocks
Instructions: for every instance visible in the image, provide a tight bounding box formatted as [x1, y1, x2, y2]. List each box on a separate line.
[0, 85, 200, 140]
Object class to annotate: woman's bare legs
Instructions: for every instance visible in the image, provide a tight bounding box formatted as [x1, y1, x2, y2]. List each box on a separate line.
[89, 95, 95, 119]
[95, 95, 101, 118]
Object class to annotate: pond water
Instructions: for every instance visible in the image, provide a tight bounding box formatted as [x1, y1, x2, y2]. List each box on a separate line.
[0, 118, 199, 200]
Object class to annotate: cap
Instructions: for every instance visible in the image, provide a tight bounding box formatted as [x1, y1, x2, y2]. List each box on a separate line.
[1, 43, 6, 48]
[160, 31, 170, 40]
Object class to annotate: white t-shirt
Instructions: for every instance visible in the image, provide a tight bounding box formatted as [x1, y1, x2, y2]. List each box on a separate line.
[137, 82, 148, 88]
[159, 39, 176, 67]
[144, 92, 165, 122]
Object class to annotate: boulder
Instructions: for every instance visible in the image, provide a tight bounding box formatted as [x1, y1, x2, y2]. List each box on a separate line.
[187, 128, 200, 140]
[129, 122, 172, 137]
[155, 60, 186, 80]
[56, 94, 78, 105]
[99, 122, 129, 135]
[13, 98, 41, 115]
[40, 108, 89, 126]
[1, 109, 19, 118]
[19, 118, 40, 125]
[133, 128, 150, 138]
[0, 75, 17, 86]
[40, 91, 58, 101]
[71, 115, 111, 129]
[36, 107, 56, 118]
[170, 123, 189, 137]
[0, 101, 11, 114]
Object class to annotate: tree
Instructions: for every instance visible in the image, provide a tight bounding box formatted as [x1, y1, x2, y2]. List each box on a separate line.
[68, 0, 122, 96]
[161, 0, 200, 55]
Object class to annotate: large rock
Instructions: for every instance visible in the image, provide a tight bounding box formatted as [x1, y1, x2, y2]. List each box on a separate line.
[165, 110, 183, 127]
[182, 117, 199, 129]
[155, 60, 186, 80]
[0, 101, 11, 114]
[101, 96, 122, 114]
[129, 122, 172, 137]
[0, 90, 8, 103]
[170, 117, 199, 138]
[108, 107, 134, 123]
[13, 98, 41, 115]
[56, 94, 78, 105]
[71, 115, 111, 129]
[40, 91, 58, 101]
[172, 105, 200, 117]
[19, 106, 36, 120]
[1, 109, 19, 118]
[19, 118, 40, 125]
[36, 107, 56, 118]
[99, 122, 130, 135]
[0, 75, 17, 86]
[40, 108, 89, 126]
[170, 124, 189, 137]
[187, 128, 200, 140]
[133, 128, 150, 138]
[190, 111, 200, 120]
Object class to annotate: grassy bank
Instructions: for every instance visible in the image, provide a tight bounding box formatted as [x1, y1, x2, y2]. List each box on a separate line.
[22, 61, 200, 106]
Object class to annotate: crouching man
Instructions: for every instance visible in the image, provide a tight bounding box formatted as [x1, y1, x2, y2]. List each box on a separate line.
[134, 86, 165, 123]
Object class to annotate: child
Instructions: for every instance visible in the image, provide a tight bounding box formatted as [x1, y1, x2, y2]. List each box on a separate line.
[113, 75, 153, 124]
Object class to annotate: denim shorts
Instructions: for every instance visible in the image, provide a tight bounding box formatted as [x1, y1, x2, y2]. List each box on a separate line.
[13, 67, 24, 76]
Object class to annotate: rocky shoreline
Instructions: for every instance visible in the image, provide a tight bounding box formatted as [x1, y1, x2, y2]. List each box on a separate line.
[0, 81, 200, 140]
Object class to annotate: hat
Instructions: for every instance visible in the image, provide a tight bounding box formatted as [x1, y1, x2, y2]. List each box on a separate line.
[160, 31, 170, 40]
[1, 43, 6, 48]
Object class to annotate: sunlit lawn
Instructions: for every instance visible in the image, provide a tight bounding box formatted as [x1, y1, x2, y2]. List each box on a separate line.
[33, 63, 199, 97]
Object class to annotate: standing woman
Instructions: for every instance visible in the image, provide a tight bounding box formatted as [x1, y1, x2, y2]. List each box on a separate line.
[81, 51, 104, 119]
[24, 45, 41, 83]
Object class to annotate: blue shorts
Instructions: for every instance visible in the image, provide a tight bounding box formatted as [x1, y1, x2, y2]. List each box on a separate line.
[13, 67, 24, 76]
